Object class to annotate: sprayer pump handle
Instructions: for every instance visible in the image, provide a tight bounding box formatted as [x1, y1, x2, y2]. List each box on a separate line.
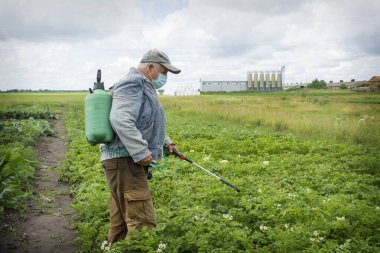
[97, 69, 101, 83]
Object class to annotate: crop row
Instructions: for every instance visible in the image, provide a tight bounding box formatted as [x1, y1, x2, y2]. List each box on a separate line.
[62, 101, 379, 253]
[0, 104, 59, 120]
[0, 104, 57, 217]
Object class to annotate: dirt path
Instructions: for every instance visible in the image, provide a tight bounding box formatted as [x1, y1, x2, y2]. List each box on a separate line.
[0, 120, 77, 253]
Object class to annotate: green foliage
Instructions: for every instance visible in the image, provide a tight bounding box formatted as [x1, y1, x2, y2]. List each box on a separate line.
[2, 93, 379, 252]
[60, 102, 109, 252]
[62, 102, 380, 252]
[0, 104, 54, 216]
[0, 119, 54, 146]
[0, 104, 60, 119]
[0, 145, 39, 216]
[160, 92, 380, 148]
[356, 82, 371, 88]
[307, 79, 327, 89]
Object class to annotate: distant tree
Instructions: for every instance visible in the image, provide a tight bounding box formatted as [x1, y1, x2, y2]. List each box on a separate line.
[158, 89, 164, 95]
[7, 89, 19, 93]
[356, 82, 370, 87]
[307, 79, 327, 89]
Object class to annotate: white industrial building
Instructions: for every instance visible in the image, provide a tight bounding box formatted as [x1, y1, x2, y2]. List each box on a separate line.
[201, 67, 284, 92]
[201, 81, 248, 92]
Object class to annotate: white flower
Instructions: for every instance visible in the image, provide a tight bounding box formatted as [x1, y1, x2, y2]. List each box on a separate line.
[262, 161, 269, 165]
[101, 240, 111, 251]
[223, 214, 233, 220]
[376, 206, 380, 210]
[190, 150, 195, 153]
[276, 204, 282, 207]
[220, 160, 229, 163]
[338, 244, 345, 250]
[203, 155, 211, 161]
[157, 241, 166, 252]
[284, 224, 289, 229]
[323, 198, 331, 203]
[259, 225, 268, 231]
[258, 188, 262, 193]
[101, 242, 106, 251]
[288, 193, 296, 198]
[313, 231, 319, 236]
[336, 216, 345, 221]
[310, 238, 315, 242]
[319, 237, 324, 241]
[159, 241, 166, 249]
[237, 154, 241, 157]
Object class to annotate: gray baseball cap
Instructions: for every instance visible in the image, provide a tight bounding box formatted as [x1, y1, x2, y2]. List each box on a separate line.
[140, 49, 181, 74]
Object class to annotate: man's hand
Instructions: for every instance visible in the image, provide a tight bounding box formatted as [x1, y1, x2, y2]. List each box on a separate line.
[137, 155, 153, 166]
[164, 143, 179, 156]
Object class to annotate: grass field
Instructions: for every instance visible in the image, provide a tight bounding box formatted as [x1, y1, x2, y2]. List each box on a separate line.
[1, 90, 379, 252]
[161, 90, 380, 148]
[2, 89, 378, 147]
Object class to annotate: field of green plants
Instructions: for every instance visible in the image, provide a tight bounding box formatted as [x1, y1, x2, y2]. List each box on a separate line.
[1, 90, 379, 252]
[0, 103, 58, 216]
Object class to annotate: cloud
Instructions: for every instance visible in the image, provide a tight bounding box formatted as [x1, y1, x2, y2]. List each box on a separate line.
[0, 0, 145, 41]
[0, 0, 379, 91]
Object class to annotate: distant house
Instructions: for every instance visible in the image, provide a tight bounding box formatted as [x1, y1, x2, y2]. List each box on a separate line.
[368, 76, 380, 90]
[326, 79, 366, 89]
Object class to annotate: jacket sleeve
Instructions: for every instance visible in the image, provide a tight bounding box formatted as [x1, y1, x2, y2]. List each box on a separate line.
[164, 135, 173, 146]
[109, 82, 151, 162]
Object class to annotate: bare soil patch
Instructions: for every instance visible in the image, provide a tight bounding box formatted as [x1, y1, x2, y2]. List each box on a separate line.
[0, 120, 77, 253]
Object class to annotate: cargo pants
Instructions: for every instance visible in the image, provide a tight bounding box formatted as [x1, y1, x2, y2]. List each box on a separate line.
[102, 157, 156, 243]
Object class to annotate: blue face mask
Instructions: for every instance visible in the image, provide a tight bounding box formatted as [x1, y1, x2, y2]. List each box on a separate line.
[152, 73, 167, 89]
[148, 64, 167, 89]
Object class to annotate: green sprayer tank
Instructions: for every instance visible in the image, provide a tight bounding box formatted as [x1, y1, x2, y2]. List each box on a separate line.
[85, 69, 115, 146]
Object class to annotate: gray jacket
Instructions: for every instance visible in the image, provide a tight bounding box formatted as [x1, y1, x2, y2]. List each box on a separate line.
[100, 67, 172, 162]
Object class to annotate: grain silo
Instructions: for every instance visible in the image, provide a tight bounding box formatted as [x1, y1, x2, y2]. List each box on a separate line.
[271, 73, 277, 89]
[277, 73, 282, 90]
[247, 73, 253, 90]
[265, 73, 270, 90]
[254, 73, 259, 90]
[259, 73, 264, 91]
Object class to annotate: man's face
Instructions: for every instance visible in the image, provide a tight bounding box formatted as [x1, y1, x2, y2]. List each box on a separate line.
[148, 64, 167, 80]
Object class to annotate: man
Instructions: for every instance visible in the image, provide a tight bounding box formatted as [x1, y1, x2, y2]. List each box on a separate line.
[100, 49, 180, 246]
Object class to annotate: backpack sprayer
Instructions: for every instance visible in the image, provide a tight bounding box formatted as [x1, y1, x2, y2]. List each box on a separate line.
[173, 151, 241, 193]
[85, 70, 115, 146]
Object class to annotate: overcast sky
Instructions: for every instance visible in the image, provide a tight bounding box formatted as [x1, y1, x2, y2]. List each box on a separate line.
[0, 0, 379, 93]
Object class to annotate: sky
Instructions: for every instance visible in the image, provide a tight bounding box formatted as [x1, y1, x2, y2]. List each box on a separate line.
[0, 0, 379, 93]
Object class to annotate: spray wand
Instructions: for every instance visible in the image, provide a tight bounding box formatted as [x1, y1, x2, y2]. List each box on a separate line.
[174, 151, 241, 193]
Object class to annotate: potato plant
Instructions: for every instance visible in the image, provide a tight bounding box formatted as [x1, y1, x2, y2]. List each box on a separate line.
[0, 145, 37, 216]
[0, 104, 59, 119]
[62, 101, 380, 253]
[0, 104, 56, 216]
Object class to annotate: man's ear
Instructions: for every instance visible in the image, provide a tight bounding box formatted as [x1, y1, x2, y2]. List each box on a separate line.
[146, 63, 154, 70]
